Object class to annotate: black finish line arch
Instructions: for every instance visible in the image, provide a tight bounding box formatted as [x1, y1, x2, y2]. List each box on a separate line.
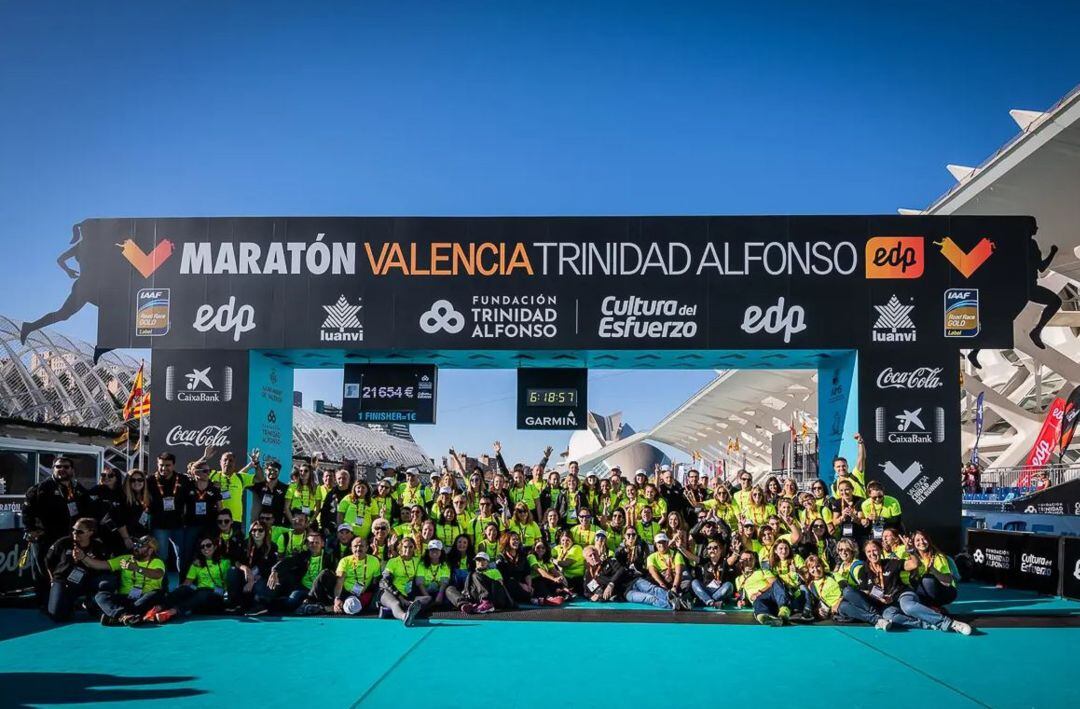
[25, 215, 1038, 549]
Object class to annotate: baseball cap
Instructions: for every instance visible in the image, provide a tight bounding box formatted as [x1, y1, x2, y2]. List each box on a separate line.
[337, 523, 353, 533]
[653, 533, 670, 544]
[406, 467, 420, 477]
[474, 551, 490, 561]
[438, 486, 452, 495]
[595, 529, 608, 538]
[342, 596, 363, 615]
[427, 540, 444, 551]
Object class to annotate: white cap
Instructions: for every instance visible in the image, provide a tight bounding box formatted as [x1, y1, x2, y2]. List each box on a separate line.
[427, 540, 444, 551]
[635, 468, 648, 478]
[337, 523, 353, 533]
[406, 467, 420, 476]
[475, 551, 490, 561]
[438, 486, 452, 495]
[660, 464, 671, 472]
[379, 477, 395, 486]
[653, 533, 670, 544]
[343, 596, 363, 615]
[381, 461, 395, 469]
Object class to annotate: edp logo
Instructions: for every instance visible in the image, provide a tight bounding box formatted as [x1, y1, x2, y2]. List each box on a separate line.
[741, 297, 806, 344]
[193, 296, 256, 342]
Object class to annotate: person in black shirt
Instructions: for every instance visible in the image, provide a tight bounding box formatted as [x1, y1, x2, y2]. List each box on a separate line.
[691, 539, 736, 609]
[23, 455, 92, 606]
[238, 520, 279, 613]
[855, 539, 972, 635]
[330, 525, 355, 565]
[581, 544, 633, 602]
[213, 509, 246, 565]
[44, 518, 109, 621]
[251, 461, 289, 527]
[148, 452, 191, 573]
[183, 460, 223, 543]
[827, 479, 865, 545]
[87, 467, 125, 528]
[614, 527, 650, 578]
[107, 470, 151, 554]
[494, 531, 533, 605]
[319, 468, 352, 540]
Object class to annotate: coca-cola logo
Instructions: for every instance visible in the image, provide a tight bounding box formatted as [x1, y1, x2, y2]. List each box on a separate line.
[876, 367, 943, 390]
[165, 425, 232, 447]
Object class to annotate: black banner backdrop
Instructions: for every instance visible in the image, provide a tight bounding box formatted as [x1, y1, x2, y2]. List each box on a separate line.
[148, 349, 250, 476]
[22, 216, 1038, 551]
[1062, 537, 1080, 600]
[1006, 478, 1080, 516]
[967, 529, 1061, 595]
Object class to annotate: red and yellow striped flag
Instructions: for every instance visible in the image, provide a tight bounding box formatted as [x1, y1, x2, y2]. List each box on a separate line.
[123, 364, 151, 420]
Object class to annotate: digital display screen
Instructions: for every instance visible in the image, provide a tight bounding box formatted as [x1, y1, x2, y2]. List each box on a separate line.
[342, 364, 437, 424]
[516, 367, 587, 430]
[526, 388, 578, 407]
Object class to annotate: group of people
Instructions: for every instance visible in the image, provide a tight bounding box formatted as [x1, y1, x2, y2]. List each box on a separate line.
[23, 434, 971, 634]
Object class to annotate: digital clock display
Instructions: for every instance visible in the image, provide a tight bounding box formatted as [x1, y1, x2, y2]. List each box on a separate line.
[526, 388, 578, 407]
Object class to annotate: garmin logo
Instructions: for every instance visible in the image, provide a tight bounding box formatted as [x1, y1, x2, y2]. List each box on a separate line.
[164, 425, 232, 448]
[525, 411, 577, 427]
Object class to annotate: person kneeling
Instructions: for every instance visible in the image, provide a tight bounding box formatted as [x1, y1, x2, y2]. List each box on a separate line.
[81, 535, 167, 627]
[150, 536, 241, 623]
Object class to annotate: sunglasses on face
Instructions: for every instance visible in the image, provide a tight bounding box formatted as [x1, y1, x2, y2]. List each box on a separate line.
[101, 473, 116, 479]
[74, 528, 91, 535]
[200, 543, 215, 550]
[130, 477, 145, 483]
[217, 518, 231, 525]
[252, 530, 266, 535]
[54, 464, 72, 470]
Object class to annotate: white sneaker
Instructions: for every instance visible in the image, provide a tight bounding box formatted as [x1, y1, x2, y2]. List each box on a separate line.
[874, 618, 892, 631]
[950, 620, 973, 636]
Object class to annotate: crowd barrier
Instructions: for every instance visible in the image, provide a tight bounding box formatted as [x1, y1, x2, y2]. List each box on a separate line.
[967, 528, 1080, 600]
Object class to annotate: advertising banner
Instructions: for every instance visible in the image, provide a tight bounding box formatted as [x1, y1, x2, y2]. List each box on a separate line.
[1058, 385, 1080, 453]
[967, 529, 1060, 595]
[1006, 478, 1080, 517]
[149, 349, 250, 475]
[1021, 397, 1066, 484]
[24, 216, 1030, 353]
[0, 528, 32, 596]
[1062, 537, 1080, 601]
[247, 352, 294, 475]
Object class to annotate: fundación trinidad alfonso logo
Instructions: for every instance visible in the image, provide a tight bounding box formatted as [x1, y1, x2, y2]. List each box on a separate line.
[934, 237, 994, 277]
[118, 238, 174, 278]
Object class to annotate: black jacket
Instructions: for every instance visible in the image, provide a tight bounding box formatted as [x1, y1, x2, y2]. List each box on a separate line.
[583, 556, 633, 596]
[23, 477, 91, 543]
[615, 539, 650, 577]
[272, 550, 334, 589]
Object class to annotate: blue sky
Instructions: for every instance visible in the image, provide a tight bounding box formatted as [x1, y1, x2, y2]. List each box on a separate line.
[1, 1, 1077, 461]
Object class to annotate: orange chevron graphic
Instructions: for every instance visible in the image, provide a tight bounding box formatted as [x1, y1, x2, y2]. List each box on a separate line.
[934, 237, 994, 278]
[118, 239, 174, 278]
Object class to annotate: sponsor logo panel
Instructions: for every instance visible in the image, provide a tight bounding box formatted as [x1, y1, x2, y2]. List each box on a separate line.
[877, 459, 944, 506]
[935, 236, 994, 277]
[597, 296, 699, 339]
[135, 288, 170, 336]
[321, 295, 363, 342]
[875, 366, 943, 390]
[165, 424, 232, 447]
[419, 296, 560, 339]
[865, 237, 924, 279]
[872, 295, 917, 342]
[164, 365, 233, 403]
[944, 288, 980, 337]
[192, 296, 256, 342]
[740, 297, 806, 344]
[874, 406, 945, 444]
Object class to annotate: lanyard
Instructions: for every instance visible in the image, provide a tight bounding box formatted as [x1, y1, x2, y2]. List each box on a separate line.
[194, 484, 212, 501]
[155, 473, 180, 497]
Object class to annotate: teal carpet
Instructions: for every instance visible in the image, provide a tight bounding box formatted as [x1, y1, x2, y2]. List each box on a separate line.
[1, 584, 1077, 708]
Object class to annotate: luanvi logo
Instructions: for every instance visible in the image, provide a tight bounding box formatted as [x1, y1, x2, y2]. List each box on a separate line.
[321, 295, 363, 342]
[118, 238, 174, 278]
[872, 295, 916, 342]
[420, 300, 466, 334]
[164, 365, 233, 403]
[874, 406, 945, 444]
[865, 237, 924, 279]
[740, 297, 806, 344]
[935, 237, 994, 278]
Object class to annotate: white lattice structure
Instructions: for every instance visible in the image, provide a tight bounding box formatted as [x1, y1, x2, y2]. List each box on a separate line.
[1, 316, 430, 467]
[292, 406, 430, 468]
[0, 315, 142, 431]
[908, 83, 1080, 468]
